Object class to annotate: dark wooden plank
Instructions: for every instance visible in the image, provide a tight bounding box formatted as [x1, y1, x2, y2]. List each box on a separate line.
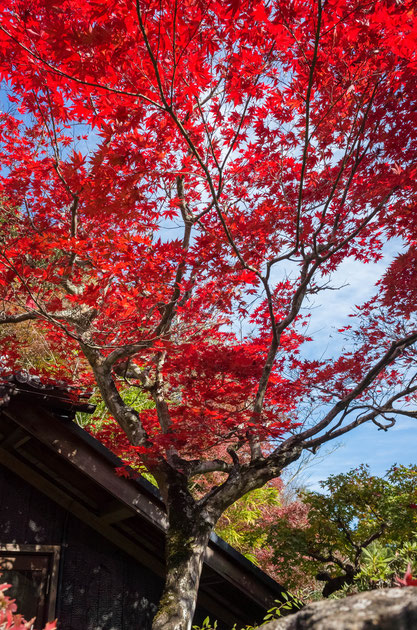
[100, 501, 135, 524]
[204, 544, 277, 610]
[0, 427, 31, 449]
[0, 446, 165, 577]
[4, 400, 283, 612]
[4, 401, 168, 530]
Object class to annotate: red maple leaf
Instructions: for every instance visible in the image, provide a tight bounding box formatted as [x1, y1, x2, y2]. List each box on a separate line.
[396, 565, 417, 587]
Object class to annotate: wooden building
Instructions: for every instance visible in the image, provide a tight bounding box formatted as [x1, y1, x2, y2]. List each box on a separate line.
[0, 375, 288, 630]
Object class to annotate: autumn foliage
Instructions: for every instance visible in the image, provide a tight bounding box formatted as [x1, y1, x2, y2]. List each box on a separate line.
[0, 1, 417, 628]
[0, 0, 416, 456]
[396, 565, 417, 588]
[0, 582, 56, 630]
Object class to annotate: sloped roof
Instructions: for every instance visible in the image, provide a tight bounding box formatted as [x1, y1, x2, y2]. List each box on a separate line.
[0, 376, 289, 627]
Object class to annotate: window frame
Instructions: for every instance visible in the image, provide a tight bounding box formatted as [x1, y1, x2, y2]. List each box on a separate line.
[0, 544, 60, 625]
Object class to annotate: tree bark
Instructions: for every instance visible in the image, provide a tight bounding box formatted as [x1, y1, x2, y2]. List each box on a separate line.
[151, 471, 218, 630]
[151, 517, 213, 630]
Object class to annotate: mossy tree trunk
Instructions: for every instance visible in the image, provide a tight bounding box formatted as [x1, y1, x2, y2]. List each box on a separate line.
[151, 473, 219, 630]
[151, 520, 213, 630]
[149, 446, 303, 630]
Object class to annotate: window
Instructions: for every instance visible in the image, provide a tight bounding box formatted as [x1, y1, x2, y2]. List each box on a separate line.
[0, 545, 60, 630]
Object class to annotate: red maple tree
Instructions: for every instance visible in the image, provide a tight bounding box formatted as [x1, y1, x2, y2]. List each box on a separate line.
[0, 1, 417, 628]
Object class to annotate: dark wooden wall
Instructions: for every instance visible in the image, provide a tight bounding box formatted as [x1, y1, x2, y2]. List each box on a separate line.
[0, 464, 220, 630]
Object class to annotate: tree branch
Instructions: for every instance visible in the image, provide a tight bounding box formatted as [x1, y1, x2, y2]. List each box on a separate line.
[0, 25, 164, 111]
[286, 334, 417, 451]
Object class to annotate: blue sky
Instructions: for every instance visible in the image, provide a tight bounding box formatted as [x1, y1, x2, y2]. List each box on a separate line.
[283, 240, 416, 491]
[284, 418, 416, 491]
[1, 78, 414, 493]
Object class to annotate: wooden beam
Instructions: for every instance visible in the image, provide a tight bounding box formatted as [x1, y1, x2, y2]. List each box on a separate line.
[4, 401, 168, 530]
[204, 543, 278, 610]
[3, 400, 283, 612]
[1, 427, 31, 449]
[0, 446, 165, 577]
[0, 447, 250, 626]
[100, 501, 135, 524]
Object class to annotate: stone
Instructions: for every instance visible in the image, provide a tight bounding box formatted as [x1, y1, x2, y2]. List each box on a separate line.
[263, 588, 417, 630]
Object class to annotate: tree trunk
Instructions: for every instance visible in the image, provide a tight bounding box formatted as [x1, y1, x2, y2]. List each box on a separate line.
[151, 518, 213, 630]
[150, 469, 219, 630]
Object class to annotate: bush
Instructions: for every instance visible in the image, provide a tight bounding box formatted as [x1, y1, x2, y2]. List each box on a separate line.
[0, 582, 57, 630]
[192, 593, 303, 630]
